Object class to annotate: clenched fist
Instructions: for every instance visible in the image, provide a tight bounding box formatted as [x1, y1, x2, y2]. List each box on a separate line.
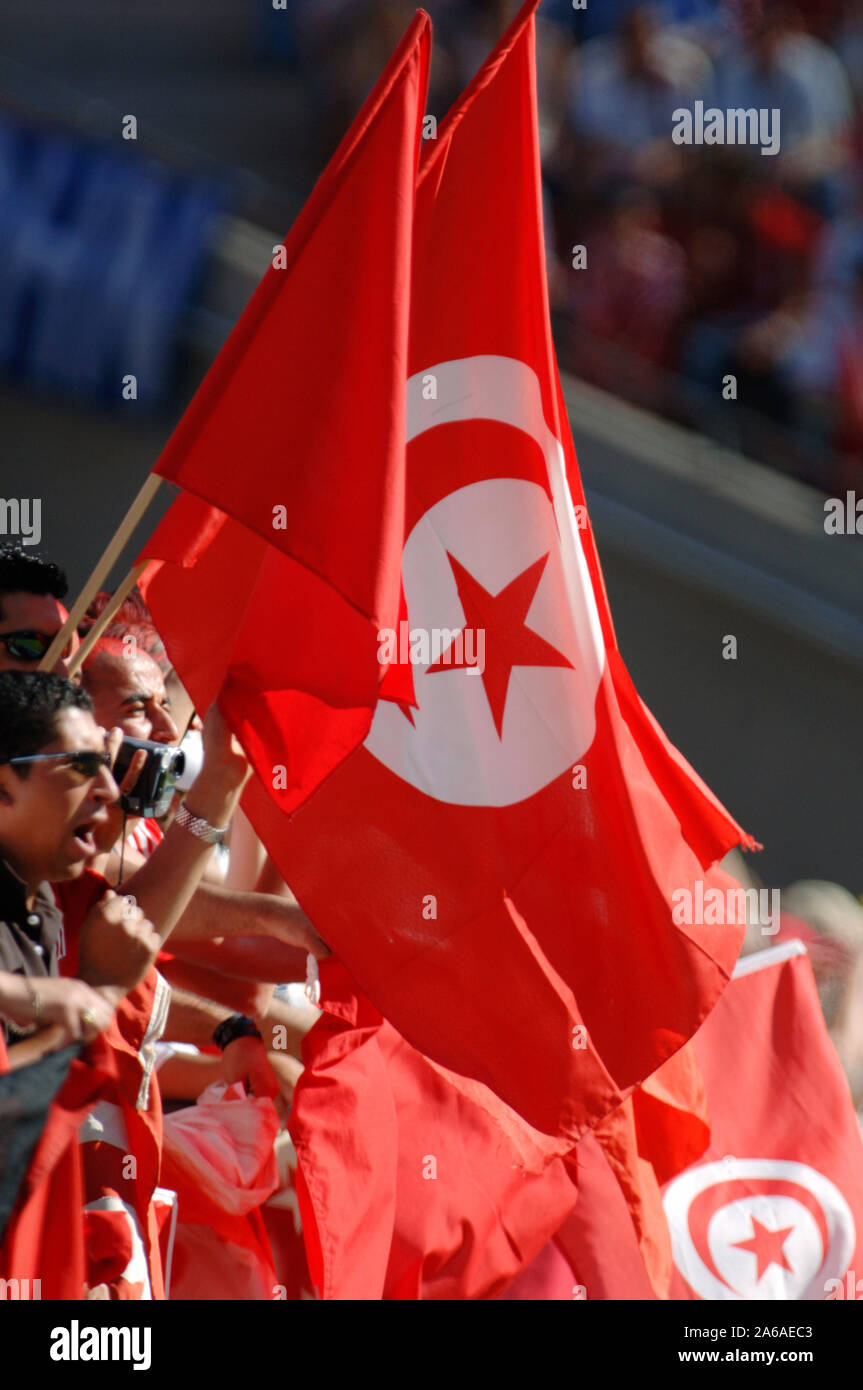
[78, 889, 162, 991]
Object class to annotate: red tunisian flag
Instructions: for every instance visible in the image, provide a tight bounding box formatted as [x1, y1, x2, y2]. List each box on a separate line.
[242, 0, 752, 1142]
[139, 10, 430, 809]
[663, 940, 863, 1301]
[142, 0, 752, 1142]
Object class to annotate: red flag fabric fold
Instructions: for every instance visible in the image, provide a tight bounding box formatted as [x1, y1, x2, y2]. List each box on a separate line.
[289, 961, 578, 1300]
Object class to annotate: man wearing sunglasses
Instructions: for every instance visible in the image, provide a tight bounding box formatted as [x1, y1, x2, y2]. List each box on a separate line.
[0, 668, 165, 1297]
[0, 664, 257, 1297]
[0, 543, 80, 677]
[0, 669, 161, 1058]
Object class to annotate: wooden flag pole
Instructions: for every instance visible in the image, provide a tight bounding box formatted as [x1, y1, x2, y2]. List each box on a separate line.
[65, 559, 150, 679]
[39, 473, 163, 673]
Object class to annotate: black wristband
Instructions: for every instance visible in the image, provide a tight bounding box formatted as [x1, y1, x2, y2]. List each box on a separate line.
[212, 1013, 262, 1051]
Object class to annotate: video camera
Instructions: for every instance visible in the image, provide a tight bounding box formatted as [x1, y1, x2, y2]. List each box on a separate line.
[113, 737, 185, 819]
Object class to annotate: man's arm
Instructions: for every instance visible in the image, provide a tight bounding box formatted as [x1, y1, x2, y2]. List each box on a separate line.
[164, 980, 313, 1060]
[169, 881, 329, 958]
[157, 1048, 222, 1100]
[168, 933, 309, 985]
[159, 955, 274, 1020]
[165, 985, 236, 1046]
[164, 985, 280, 1098]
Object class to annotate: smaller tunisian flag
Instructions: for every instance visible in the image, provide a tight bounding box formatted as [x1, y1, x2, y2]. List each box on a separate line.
[517, 940, 863, 1300]
[140, 10, 430, 809]
[664, 939, 863, 1301]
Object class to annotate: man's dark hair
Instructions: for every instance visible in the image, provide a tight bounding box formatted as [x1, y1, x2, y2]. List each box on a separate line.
[0, 544, 68, 619]
[0, 671, 93, 772]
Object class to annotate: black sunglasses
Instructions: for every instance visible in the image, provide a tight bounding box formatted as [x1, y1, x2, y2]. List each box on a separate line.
[0, 630, 55, 661]
[5, 751, 113, 779]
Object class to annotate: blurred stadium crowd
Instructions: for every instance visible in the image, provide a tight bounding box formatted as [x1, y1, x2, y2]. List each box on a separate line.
[2, 0, 861, 491]
[276, 0, 863, 491]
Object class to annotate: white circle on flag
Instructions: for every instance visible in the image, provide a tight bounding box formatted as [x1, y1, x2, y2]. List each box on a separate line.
[663, 1158, 856, 1301]
[363, 356, 605, 807]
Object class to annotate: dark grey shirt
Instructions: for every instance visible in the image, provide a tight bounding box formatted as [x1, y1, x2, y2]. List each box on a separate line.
[0, 857, 65, 1046]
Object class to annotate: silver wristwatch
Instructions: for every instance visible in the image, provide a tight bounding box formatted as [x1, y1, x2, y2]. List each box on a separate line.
[174, 804, 228, 846]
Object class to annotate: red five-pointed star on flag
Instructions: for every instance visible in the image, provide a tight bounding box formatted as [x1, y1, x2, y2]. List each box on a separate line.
[426, 550, 574, 738]
[731, 1215, 796, 1281]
